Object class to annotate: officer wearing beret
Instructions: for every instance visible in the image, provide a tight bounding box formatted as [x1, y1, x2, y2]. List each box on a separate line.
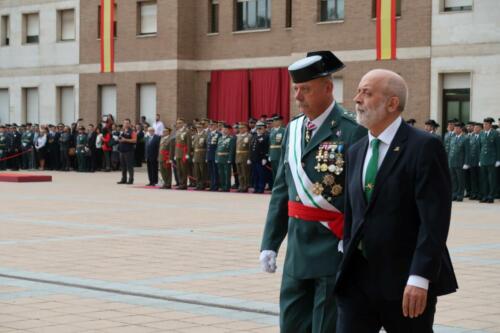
[479, 117, 500, 203]
[449, 122, 469, 201]
[259, 51, 366, 332]
[215, 124, 236, 192]
[269, 115, 286, 188]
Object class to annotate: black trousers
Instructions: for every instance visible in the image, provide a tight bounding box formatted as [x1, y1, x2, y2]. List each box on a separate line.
[147, 159, 158, 185]
[119, 151, 135, 181]
[337, 251, 437, 333]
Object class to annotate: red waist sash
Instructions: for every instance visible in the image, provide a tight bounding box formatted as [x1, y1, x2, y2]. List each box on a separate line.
[288, 201, 344, 239]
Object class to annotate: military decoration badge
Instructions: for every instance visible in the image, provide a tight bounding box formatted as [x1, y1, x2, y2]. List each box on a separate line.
[313, 141, 345, 197]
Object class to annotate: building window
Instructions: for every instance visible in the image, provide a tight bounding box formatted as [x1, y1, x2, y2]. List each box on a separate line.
[0, 89, 9, 124]
[138, 84, 157, 125]
[319, 0, 344, 22]
[58, 9, 75, 41]
[23, 13, 40, 44]
[372, 0, 402, 18]
[98, 4, 117, 39]
[57, 86, 76, 124]
[138, 1, 157, 35]
[442, 73, 471, 124]
[235, 0, 271, 31]
[443, 0, 472, 12]
[1, 15, 10, 46]
[209, 0, 219, 33]
[23, 88, 39, 123]
[99, 85, 117, 121]
[285, 0, 292, 27]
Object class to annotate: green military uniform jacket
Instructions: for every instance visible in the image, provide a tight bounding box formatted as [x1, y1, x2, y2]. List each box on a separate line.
[269, 126, 286, 162]
[174, 128, 192, 160]
[0, 133, 6, 155]
[466, 134, 480, 167]
[479, 130, 500, 166]
[21, 131, 34, 149]
[192, 131, 208, 163]
[448, 134, 468, 168]
[235, 133, 252, 163]
[215, 135, 236, 164]
[260, 103, 367, 278]
[76, 134, 88, 154]
[444, 131, 455, 154]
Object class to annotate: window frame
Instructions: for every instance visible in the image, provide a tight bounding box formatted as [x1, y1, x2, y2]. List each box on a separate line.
[441, 0, 473, 13]
[137, 0, 157, 36]
[1, 15, 9, 46]
[285, 0, 292, 28]
[57, 8, 76, 42]
[208, 0, 219, 33]
[371, 0, 402, 19]
[23, 12, 40, 45]
[318, 0, 345, 22]
[234, 0, 271, 32]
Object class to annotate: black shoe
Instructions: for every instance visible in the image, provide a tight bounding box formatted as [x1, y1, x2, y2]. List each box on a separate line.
[162, 185, 171, 189]
[117, 180, 127, 184]
[487, 199, 494, 203]
[455, 198, 463, 202]
[146, 183, 153, 186]
[127, 179, 134, 184]
[480, 199, 488, 203]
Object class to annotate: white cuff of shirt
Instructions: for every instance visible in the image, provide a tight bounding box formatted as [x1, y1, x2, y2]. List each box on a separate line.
[407, 275, 429, 290]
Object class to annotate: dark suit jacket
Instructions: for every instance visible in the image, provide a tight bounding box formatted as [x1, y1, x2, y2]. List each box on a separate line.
[336, 121, 458, 299]
[145, 135, 160, 161]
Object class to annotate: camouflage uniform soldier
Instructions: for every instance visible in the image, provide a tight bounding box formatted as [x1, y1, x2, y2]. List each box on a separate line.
[235, 122, 252, 192]
[192, 123, 208, 190]
[269, 115, 286, 188]
[215, 124, 236, 192]
[174, 119, 192, 190]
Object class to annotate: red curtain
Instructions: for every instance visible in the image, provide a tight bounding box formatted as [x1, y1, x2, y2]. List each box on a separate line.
[208, 68, 290, 124]
[208, 70, 249, 124]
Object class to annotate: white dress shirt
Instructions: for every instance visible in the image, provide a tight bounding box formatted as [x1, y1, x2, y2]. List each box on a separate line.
[306, 100, 335, 139]
[362, 116, 429, 290]
[154, 121, 165, 136]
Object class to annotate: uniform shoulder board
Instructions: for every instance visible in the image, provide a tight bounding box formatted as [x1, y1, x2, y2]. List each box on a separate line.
[341, 110, 358, 123]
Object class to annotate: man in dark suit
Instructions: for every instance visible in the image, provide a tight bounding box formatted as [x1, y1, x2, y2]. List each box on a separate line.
[335, 69, 458, 333]
[145, 127, 160, 186]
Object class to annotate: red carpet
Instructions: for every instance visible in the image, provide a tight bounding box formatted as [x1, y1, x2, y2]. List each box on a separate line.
[132, 185, 271, 194]
[0, 173, 52, 183]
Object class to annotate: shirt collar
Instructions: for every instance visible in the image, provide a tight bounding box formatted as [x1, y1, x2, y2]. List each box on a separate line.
[306, 100, 335, 129]
[368, 116, 402, 146]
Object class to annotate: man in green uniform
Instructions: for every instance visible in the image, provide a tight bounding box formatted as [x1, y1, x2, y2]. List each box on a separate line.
[269, 115, 286, 188]
[259, 51, 366, 332]
[479, 117, 500, 203]
[75, 126, 88, 172]
[235, 122, 252, 192]
[159, 128, 175, 189]
[192, 123, 208, 190]
[444, 119, 456, 154]
[465, 122, 482, 200]
[448, 122, 469, 201]
[215, 124, 235, 192]
[174, 118, 192, 190]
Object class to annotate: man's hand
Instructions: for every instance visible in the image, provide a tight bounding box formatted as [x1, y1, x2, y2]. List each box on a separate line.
[261, 159, 267, 166]
[463, 164, 470, 170]
[402, 285, 428, 318]
[495, 161, 500, 167]
[259, 250, 277, 273]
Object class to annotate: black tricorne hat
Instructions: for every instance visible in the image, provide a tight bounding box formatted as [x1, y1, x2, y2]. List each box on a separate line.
[288, 50, 345, 84]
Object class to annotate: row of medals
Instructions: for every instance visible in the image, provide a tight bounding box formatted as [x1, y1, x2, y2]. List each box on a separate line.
[312, 142, 345, 199]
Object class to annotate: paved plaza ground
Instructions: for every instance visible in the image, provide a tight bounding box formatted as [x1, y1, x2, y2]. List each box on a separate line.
[0, 169, 499, 333]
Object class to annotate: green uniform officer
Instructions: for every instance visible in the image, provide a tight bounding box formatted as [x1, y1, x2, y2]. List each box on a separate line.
[448, 122, 469, 201]
[269, 115, 286, 188]
[192, 123, 208, 190]
[174, 118, 192, 190]
[479, 117, 500, 203]
[259, 51, 367, 333]
[465, 123, 482, 200]
[0, 125, 6, 170]
[235, 122, 252, 192]
[444, 120, 456, 154]
[159, 128, 175, 189]
[215, 124, 236, 192]
[75, 126, 88, 172]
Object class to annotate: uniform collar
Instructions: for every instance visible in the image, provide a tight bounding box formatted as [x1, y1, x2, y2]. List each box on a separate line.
[306, 100, 335, 129]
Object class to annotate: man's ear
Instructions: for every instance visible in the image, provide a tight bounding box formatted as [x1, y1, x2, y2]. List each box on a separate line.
[387, 96, 400, 113]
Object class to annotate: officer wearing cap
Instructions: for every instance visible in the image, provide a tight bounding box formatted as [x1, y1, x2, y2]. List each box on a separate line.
[449, 122, 468, 201]
[259, 51, 366, 332]
[479, 117, 499, 203]
[444, 119, 457, 154]
[466, 122, 482, 200]
[206, 120, 222, 191]
[269, 115, 286, 188]
[215, 123, 235, 192]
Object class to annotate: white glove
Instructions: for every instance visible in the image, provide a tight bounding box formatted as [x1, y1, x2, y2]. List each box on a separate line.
[247, 159, 251, 165]
[259, 250, 277, 273]
[463, 164, 470, 170]
[338, 240, 344, 253]
[479, 162, 481, 167]
[185, 154, 190, 160]
[496, 161, 500, 167]
[261, 159, 267, 166]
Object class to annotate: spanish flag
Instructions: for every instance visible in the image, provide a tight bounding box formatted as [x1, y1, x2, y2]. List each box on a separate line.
[100, 0, 115, 73]
[376, 0, 396, 60]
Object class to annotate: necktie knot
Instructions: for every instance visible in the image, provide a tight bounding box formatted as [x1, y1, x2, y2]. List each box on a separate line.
[306, 121, 317, 131]
[371, 138, 380, 150]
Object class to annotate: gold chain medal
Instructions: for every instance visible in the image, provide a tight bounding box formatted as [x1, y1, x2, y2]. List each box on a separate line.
[312, 182, 324, 195]
[331, 184, 343, 196]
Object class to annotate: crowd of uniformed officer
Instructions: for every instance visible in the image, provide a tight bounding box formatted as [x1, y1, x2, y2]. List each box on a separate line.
[418, 117, 500, 203]
[0, 115, 287, 193]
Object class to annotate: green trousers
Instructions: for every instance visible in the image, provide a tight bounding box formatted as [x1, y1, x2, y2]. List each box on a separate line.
[217, 162, 231, 191]
[175, 158, 188, 188]
[470, 166, 480, 198]
[160, 162, 172, 187]
[280, 273, 337, 333]
[271, 160, 279, 189]
[193, 162, 207, 189]
[450, 167, 465, 200]
[236, 162, 250, 191]
[480, 165, 497, 200]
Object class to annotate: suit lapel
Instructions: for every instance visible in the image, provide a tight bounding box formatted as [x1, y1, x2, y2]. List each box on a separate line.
[366, 121, 409, 212]
[302, 104, 340, 159]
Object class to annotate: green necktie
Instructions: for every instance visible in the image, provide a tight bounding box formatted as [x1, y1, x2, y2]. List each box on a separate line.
[364, 138, 380, 202]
